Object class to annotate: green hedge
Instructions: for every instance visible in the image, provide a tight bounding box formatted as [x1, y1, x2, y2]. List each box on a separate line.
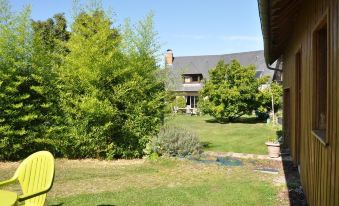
[0, 1, 165, 160]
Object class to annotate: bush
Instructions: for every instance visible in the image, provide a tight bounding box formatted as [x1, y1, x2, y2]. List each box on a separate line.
[175, 96, 186, 108]
[58, 11, 165, 159]
[147, 126, 203, 157]
[255, 106, 269, 120]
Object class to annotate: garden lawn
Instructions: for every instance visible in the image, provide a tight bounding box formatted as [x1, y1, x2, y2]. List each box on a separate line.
[166, 115, 279, 154]
[0, 158, 287, 206]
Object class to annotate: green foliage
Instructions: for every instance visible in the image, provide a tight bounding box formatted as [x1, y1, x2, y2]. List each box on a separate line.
[58, 10, 121, 158]
[163, 94, 175, 114]
[256, 82, 283, 113]
[0, 2, 46, 160]
[175, 96, 186, 108]
[200, 60, 267, 122]
[164, 96, 187, 114]
[0, 0, 165, 160]
[59, 9, 165, 159]
[0, 1, 70, 160]
[148, 125, 203, 157]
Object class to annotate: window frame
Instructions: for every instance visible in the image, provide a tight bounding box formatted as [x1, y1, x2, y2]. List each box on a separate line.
[311, 11, 329, 146]
[183, 74, 202, 84]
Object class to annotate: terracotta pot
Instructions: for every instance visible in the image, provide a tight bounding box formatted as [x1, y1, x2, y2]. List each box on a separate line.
[265, 142, 280, 158]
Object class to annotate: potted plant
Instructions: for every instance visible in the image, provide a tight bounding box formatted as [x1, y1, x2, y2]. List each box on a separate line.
[265, 137, 280, 158]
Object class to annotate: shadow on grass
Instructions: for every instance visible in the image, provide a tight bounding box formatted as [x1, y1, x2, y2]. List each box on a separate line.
[205, 116, 266, 124]
[49, 204, 64, 206]
[200, 141, 218, 150]
[200, 141, 212, 149]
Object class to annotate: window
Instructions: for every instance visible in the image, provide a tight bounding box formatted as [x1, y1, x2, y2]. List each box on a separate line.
[185, 96, 199, 108]
[184, 76, 191, 83]
[312, 14, 328, 144]
[192, 75, 199, 82]
[183, 74, 202, 83]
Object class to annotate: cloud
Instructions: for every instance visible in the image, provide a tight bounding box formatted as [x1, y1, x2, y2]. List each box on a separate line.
[221, 35, 262, 41]
[173, 34, 205, 40]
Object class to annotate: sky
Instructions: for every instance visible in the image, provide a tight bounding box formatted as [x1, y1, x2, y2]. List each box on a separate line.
[10, 0, 263, 57]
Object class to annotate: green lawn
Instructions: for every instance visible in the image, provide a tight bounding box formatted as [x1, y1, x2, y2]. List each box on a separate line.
[166, 115, 279, 154]
[0, 158, 287, 206]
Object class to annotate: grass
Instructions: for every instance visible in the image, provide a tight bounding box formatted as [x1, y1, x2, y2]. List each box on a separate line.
[166, 115, 279, 154]
[0, 158, 286, 206]
[0, 115, 285, 205]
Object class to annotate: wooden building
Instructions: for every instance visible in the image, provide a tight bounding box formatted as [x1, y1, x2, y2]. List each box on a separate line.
[258, 0, 338, 205]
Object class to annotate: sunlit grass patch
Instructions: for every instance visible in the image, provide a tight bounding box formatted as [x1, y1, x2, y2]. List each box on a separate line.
[166, 115, 279, 154]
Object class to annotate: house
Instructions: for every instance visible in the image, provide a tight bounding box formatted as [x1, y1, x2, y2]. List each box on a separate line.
[258, 0, 339, 205]
[165, 49, 277, 110]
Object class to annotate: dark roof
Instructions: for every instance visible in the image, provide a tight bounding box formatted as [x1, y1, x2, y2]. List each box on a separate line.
[168, 50, 274, 92]
[170, 50, 274, 80]
[258, 0, 302, 64]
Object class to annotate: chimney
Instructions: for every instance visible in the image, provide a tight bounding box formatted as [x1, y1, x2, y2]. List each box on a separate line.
[165, 49, 173, 65]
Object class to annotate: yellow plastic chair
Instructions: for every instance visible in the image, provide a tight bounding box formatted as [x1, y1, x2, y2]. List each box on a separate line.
[0, 151, 55, 206]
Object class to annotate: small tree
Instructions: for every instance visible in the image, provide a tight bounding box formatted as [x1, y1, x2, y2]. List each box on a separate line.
[256, 82, 283, 118]
[200, 60, 266, 122]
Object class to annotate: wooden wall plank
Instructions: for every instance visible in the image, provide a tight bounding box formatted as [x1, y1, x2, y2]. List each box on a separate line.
[281, 0, 338, 205]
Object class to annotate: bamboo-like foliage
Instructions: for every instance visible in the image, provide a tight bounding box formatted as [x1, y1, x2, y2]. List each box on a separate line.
[0, 0, 165, 160]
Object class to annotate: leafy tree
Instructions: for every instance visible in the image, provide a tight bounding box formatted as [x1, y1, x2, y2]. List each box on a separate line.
[200, 60, 266, 122]
[32, 13, 70, 66]
[256, 82, 283, 113]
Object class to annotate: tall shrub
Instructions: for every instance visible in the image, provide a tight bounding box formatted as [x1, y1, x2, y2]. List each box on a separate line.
[60, 9, 165, 159]
[0, 1, 66, 160]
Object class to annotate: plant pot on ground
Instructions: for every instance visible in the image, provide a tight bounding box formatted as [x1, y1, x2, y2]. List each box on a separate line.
[265, 141, 281, 158]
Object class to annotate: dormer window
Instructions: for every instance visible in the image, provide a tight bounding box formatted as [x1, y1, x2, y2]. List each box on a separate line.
[192, 75, 199, 82]
[183, 74, 203, 83]
[184, 76, 192, 83]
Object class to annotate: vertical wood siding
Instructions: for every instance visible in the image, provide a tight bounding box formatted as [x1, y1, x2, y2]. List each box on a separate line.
[282, 0, 338, 205]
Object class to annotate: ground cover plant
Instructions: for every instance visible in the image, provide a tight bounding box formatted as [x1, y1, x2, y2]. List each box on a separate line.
[166, 115, 279, 154]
